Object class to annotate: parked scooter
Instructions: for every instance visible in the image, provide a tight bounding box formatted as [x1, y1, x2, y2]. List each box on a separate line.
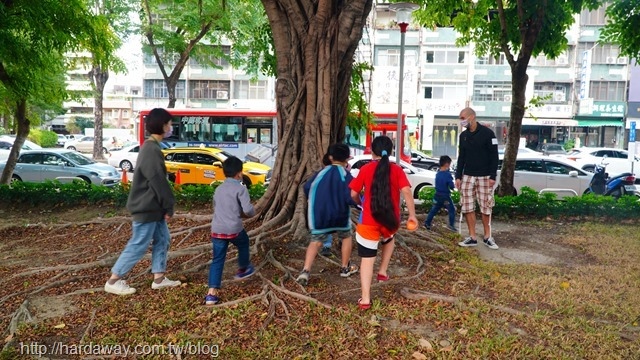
[585, 157, 639, 199]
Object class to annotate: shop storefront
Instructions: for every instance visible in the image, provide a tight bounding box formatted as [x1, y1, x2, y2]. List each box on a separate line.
[574, 101, 625, 148]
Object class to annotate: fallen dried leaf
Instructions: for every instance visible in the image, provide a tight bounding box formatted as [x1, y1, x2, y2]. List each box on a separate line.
[412, 351, 427, 360]
[418, 338, 433, 351]
[458, 328, 468, 335]
[368, 315, 380, 327]
[53, 323, 66, 329]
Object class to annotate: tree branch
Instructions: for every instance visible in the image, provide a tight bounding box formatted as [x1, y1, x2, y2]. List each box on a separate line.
[497, 0, 515, 67]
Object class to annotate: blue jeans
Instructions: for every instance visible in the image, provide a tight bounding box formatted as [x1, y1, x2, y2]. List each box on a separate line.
[208, 230, 251, 289]
[425, 194, 456, 227]
[111, 220, 171, 277]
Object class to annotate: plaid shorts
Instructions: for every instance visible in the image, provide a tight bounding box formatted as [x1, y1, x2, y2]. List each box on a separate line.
[460, 175, 495, 215]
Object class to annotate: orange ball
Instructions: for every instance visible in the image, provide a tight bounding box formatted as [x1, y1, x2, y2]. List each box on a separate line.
[406, 219, 418, 231]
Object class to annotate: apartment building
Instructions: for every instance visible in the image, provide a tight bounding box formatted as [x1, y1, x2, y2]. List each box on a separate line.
[134, 46, 276, 113]
[50, 52, 138, 134]
[366, 3, 629, 159]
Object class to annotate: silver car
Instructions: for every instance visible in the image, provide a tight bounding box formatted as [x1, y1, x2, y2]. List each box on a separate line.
[65, 136, 110, 154]
[0, 149, 121, 186]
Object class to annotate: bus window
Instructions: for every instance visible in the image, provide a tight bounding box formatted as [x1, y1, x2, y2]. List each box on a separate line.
[260, 129, 271, 144]
[247, 128, 257, 143]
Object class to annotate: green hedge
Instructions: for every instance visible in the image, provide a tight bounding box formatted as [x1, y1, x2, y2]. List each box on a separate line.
[28, 129, 58, 148]
[2, 181, 639, 220]
[418, 186, 640, 220]
[0, 181, 267, 209]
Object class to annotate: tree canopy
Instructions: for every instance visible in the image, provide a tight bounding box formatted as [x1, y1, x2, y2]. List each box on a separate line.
[0, 0, 113, 184]
[601, 0, 640, 63]
[412, 0, 601, 195]
[141, 0, 269, 108]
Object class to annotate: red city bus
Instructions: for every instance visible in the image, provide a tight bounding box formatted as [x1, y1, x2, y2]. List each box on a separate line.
[363, 113, 411, 163]
[138, 108, 278, 164]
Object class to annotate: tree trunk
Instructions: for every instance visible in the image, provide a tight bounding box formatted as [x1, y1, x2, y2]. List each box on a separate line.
[91, 65, 109, 160]
[256, 0, 372, 239]
[0, 99, 28, 185]
[166, 76, 178, 108]
[498, 62, 528, 196]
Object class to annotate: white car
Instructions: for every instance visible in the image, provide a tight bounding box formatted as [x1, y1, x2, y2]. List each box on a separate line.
[565, 147, 638, 177]
[498, 145, 537, 156]
[107, 142, 172, 172]
[497, 154, 593, 197]
[348, 154, 436, 199]
[56, 134, 67, 147]
[65, 136, 111, 154]
[107, 143, 140, 172]
[0, 136, 43, 161]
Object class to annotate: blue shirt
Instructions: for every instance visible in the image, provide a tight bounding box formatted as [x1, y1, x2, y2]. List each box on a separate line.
[434, 169, 455, 198]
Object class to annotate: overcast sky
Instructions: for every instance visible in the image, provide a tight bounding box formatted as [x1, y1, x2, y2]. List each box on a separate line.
[107, 34, 143, 90]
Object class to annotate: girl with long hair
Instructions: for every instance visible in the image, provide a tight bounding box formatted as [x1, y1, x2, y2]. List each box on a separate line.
[349, 135, 417, 309]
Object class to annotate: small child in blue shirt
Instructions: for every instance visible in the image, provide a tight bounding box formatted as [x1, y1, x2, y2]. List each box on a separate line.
[425, 155, 457, 232]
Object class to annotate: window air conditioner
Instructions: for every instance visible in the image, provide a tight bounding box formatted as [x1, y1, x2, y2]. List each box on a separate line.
[554, 92, 566, 102]
[216, 90, 229, 100]
[606, 57, 616, 64]
[556, 56, 568, 65]
[617, 57, 628, 64]
[504, 94, 512, 102]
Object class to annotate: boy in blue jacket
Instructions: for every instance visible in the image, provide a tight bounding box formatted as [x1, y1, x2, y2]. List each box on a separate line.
[425, 155, 458, 232]
[297, 143, 358, 286]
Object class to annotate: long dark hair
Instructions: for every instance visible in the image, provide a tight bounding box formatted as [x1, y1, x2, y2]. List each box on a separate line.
[370, 136, 398, 231]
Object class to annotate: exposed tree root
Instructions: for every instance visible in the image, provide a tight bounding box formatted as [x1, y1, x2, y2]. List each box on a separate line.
[7, 243, 212, 280]
[25, 217, 129, 229]
[109, 223, 125, 236]
[80, 309, 97, 344]
[259, 274, 332, 310]
[396, 236, 425, 274]
[214, 285, 268, 309]
[170, 224, 209, 239]
[401, 232, 450, 252]
[399, 287, 526, 317]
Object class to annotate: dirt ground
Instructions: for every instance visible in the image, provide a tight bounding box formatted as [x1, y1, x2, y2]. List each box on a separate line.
[0, 204, 595, 357]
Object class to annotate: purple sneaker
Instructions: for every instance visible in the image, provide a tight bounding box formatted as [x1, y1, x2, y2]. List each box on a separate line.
[205, 294, 220, 305]
[235, 264, 255, 280]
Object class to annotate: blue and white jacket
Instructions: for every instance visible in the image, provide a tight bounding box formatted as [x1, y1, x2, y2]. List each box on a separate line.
[304, 165, 357, 235]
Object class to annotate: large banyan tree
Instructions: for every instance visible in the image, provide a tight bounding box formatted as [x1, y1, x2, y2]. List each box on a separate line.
[254, 0, 373, 238]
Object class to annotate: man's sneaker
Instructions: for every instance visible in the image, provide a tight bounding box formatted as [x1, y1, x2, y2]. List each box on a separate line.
[458, 237, 478, 247]
[151, 277, 181, 290]
[296, 270, 310, 286]
[424, 223, 432, 230]
[205, 294, 220, 305]
[235, 264, 255, 280]
[104, 279, 136, 295]
[483, 237, 499, 250]
[320, 246, 332, 257]
[447, 225, 459, 232]
[340, 261, 359, 278]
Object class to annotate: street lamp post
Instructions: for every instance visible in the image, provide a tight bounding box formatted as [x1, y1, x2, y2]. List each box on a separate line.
[390, 2, 419, 161]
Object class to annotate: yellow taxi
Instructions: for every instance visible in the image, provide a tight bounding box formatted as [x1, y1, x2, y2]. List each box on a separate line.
[162, 147, 271, 186]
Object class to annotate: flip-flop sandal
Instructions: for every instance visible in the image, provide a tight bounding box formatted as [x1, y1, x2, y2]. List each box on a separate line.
[358, 298, 371, 310]
[376, 273, 389, 282]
